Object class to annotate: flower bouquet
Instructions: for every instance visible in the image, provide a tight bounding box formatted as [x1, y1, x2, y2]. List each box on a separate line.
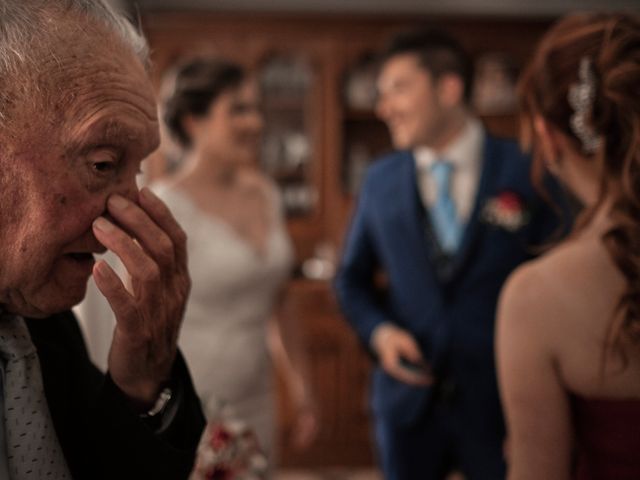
[190, 403, 268, 480]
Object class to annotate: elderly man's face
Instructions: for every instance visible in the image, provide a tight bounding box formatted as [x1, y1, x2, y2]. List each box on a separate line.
[0, 32, 159, 317]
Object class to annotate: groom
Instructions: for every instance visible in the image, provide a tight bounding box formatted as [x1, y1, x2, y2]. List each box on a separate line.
[335, 28, 561, 479]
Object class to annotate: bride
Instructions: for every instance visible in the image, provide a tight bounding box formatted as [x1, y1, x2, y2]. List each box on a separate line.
[156, 56, 318, 466]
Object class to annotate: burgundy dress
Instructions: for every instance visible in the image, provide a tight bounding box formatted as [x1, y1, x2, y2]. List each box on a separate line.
[573, 396, 640, 479]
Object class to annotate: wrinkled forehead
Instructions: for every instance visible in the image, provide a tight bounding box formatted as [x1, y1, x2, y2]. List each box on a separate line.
[2, 13, 139, 111]
[0, 13, 158, 172]
[14, 25, 156, 147]
[47, 24, 153, 112]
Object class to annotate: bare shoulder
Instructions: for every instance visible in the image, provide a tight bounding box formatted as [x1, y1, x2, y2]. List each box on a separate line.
[498, 236, 621, 340]
[499, 241, 590, 328]
[499, 249, 566, 320]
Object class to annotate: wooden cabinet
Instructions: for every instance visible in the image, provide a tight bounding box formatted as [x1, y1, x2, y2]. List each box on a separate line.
[141, 11, 551, 468]
[275, 281, 375, 466]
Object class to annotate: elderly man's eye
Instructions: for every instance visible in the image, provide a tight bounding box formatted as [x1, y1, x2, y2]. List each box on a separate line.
[88, 150, 121, 175]
[92, 160, 116, 173]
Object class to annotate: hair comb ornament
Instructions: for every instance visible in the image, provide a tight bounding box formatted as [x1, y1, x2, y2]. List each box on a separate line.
[568, 57, 601, 154]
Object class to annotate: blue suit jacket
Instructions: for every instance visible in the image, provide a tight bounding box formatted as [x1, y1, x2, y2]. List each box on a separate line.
[335, 134, 559, 427]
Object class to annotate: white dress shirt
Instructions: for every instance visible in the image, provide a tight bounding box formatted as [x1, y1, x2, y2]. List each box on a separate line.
[414, 118, 485, 224]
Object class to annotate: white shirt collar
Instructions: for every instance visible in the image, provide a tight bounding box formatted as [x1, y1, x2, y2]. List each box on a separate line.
[414, 117, 484, 171]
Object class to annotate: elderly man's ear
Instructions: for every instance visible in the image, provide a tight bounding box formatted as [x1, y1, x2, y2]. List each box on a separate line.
[436, 73, 465, 108]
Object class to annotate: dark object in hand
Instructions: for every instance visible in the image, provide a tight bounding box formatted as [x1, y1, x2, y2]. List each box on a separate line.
[398, 357, 428, 374]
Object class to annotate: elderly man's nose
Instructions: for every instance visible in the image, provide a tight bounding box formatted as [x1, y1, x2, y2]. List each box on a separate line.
[122, 187, 139, 204]
[113, 177, 140, 204]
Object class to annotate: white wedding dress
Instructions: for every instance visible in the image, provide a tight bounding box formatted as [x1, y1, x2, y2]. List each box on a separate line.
[152, 182, 294, 459]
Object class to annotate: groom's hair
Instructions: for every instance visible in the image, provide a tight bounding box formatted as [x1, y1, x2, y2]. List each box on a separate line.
[380, 27, 474, 104]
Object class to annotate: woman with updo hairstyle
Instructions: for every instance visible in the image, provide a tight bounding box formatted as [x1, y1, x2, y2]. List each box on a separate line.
[153, 57, 318, 467]
[496, 12, 640, 479]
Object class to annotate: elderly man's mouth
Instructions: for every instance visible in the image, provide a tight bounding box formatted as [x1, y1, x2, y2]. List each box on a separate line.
[66, 253, 95, 262]
[63, 253, 97, 274]
[61, 252, 96, 279]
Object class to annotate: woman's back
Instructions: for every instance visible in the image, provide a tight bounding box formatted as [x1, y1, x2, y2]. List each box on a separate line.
[498, 223, 640, 479]
[534, 232, 640, 400]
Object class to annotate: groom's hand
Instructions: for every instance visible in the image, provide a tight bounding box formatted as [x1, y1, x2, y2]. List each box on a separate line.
[371, 323, 433, 386]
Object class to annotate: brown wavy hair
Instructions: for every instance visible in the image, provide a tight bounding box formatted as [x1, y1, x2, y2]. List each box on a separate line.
[518, 12, 640, 353]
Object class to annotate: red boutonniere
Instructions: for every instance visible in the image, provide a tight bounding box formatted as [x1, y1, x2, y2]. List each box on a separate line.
[481, 191, 530, 232]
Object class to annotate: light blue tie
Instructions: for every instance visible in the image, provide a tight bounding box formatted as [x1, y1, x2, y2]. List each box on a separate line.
[429, 160, 462, 254]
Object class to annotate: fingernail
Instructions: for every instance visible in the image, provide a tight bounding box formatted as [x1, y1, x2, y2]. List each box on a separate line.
[94, 260, 109, 276]
[108, 195, 129, 210]
[93, 216, 114, 232]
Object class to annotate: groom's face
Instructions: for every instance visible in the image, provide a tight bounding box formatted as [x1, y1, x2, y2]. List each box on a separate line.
[376, 53, 449, 150]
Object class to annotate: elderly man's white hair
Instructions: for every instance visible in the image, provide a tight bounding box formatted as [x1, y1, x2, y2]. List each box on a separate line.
[0, 0, 149, 126]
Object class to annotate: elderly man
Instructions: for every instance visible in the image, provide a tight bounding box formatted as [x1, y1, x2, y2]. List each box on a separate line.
[0, 1, 205, 479]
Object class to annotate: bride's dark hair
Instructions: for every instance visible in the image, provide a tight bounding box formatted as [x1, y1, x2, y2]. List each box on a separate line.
[163, 57, 245, 148]
[518, 12, 640, 353]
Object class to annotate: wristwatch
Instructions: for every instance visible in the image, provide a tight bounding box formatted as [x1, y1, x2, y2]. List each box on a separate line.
[140, 387, 173, 419]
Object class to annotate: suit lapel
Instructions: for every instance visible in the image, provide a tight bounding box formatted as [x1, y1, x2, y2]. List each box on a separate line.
[447, 134, 503, 280]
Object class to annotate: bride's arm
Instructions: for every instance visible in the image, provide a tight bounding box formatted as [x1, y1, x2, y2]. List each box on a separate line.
[267, 298, 319, 450]
[496, 263, 573, 480]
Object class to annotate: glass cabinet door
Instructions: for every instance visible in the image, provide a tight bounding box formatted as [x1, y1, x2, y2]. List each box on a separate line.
[259, 54, 317, 217]
[341, 52, 391, 196]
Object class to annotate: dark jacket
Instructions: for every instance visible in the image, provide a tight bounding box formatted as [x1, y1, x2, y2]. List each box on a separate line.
[26, 311, 205, 480]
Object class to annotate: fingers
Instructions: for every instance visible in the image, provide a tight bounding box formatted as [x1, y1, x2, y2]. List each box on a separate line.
[395, 333, 424, 363]
[373, 324, 433, 386]
[291, 409, 319, 450]
[92, 216, 162, 295]
[388, 359, 433, 386]
[138, 187, 188, 268]
[92, 260, 137, 328]
[105, 193, 178, 271]
[92, 190, 188, 406]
